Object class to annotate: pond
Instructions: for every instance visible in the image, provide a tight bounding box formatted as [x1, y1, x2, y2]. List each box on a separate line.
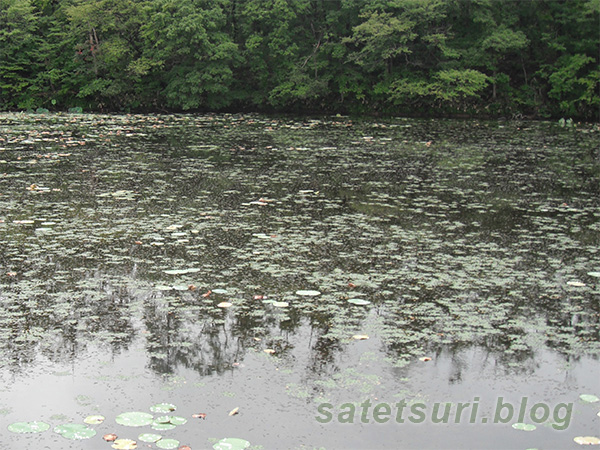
[0, 112, 598, 449]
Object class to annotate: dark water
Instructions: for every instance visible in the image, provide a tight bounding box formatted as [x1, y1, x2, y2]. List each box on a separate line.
[0, 113, 598, 449]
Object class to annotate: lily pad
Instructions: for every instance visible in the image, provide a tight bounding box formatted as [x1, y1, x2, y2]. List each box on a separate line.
[150, 403, 177, 413]
[155, 285, 173, 291]
[212, 288, 228, 294]
[115, 412, 154, 427]
[84, 415, 105, 424]
[112, 438, 138, 449]
[511, 423, 536, 431]
[574, 436, 600, 445]
[588, 272, 600, 278]
[580, 394, 600, 403]
[164, 268, 200, 275]
[169, 416, 187, 425]
[217, 302, 232, 308]
[272, 301, 289, 308]
[295, 290, 321, 296]
[151, 421, 176, 431]
[138, 433, 162, 443]
[352, 334, 369, 340]
[213, 438, 251, 450]
[156, 438, 180, 449]
[347, 298, 371, 306]
[54, 423, 97, 439]
[8, 421, 50, 433]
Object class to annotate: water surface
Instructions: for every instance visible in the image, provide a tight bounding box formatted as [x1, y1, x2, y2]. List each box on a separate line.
[0, 113, 598, 449]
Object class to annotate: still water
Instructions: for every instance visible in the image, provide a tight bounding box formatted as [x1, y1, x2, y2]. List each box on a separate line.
[0, 113, 598, 449]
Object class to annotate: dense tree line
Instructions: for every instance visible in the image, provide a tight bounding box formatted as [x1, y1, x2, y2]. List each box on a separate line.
[1, 0, 598, 119]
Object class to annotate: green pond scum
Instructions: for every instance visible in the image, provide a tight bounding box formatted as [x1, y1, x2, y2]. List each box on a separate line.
[0, 113, 598, 449]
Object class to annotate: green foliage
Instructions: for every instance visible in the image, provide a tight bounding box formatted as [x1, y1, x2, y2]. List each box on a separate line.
[0, 0, 597, 119]
[390, 69, 489, 111]
[0, 0, 41, 109]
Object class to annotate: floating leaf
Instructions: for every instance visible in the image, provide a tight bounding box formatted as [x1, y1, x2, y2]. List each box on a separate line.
[104, 433, 118, 441]
[347, 298, 370, 306]
[151, 422, 176, 431]
[588, 272, 600, 278]
[164, 268, 200, 275]
[112, 438, 138, 449]
[352, 334, 369, 340]
[229, 407, 240, 416]
[213, 438, 251, 450]
[179, 446, 192, 450]
[567, 281, 586, 287]
[150, 403, 177, 413]
[84, 415, 105, 424]
[264, 349, 275, 354]
[54, 423, 97, 440]
[155, 415, 172, 424]
[580, 394, 600, 403]
[419, 357, 432, 362]
[173, 285, 190, 291]
[512, 423, 536, 431]
[574, 436, 600, 445]
[138, 433, 162, 443]
[192, 413, 207, 419]
[8, 421, 50, 433]
[212, 289, 228, 294]
[295, 290, 321, 296]
[272, 301, 289, 308]
[115, 412, 154, 427]
[169, 416, 187, 426]
[155, 285, 173, 291]
[217, 302, 232, 308]
[156, 438, 180, 449]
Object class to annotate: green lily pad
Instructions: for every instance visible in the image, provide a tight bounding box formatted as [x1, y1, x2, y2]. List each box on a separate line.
[295, 290, 321, 296]
[155, 285, 173, 291]
[138, 433, 162, 443]
[169, 416, 187, 425]
[511, 422, 536, 431]
[272, 301, 289, 308]
[155, 415, 172, 424]
[587, 272, 600, 278]
[54, 423, 97, 439]
[8, 421, 50, 433]
[112, 438, 138, 449]
[150, 403, 177, 413]
[574, 436, 600, 445]
[156, 438, 180, 449]
[347, 298, 371, 305]
[83, 415, 105, 424]
[213, 437, 251, 450]
[151, 421, 176, 431]
[212, 288, 228, 294]
[172, 285, 190, 291]
[164, 268, 200, 275]
[115, 412, 154, 427]
[580, 394, 600, 403]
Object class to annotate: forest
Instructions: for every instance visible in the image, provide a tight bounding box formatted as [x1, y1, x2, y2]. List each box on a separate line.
[0, 0, 598, 120]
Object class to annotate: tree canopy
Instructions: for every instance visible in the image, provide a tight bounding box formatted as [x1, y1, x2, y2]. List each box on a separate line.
[0, 0, 598, 120]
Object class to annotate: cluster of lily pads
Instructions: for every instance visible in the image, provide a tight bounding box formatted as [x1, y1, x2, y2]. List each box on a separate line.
[7, 403, 251, 450]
